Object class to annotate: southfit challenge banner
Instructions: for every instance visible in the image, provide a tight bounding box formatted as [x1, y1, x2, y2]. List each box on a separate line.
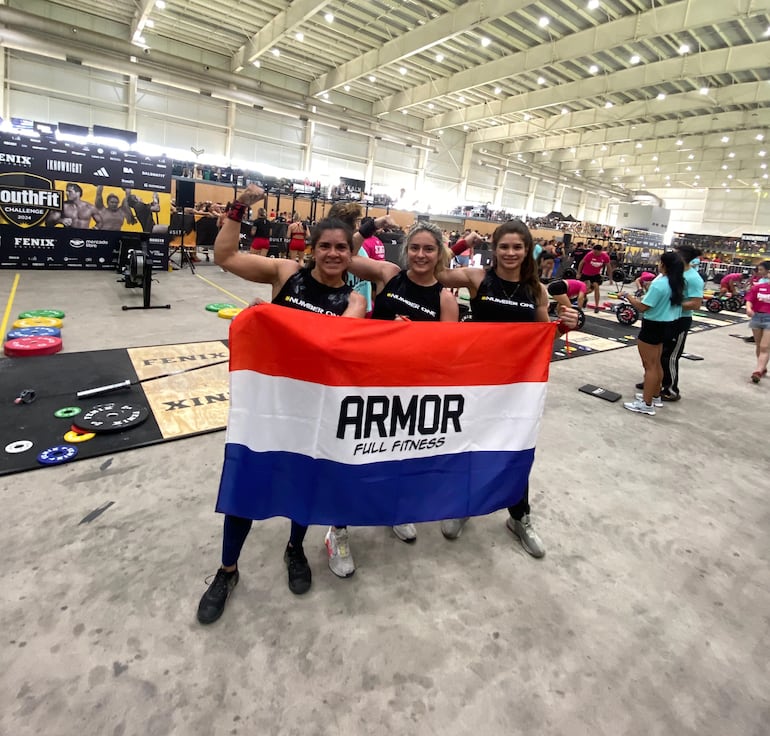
[0, 132, 171, 269]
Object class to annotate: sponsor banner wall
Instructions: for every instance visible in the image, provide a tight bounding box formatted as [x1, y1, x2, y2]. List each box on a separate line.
[0, 226, 169, 270]
[0, 132, 171, 270]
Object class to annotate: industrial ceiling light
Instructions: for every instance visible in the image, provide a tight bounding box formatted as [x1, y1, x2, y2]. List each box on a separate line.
[676, 139, 683, 145]
[481, 37, 491, 47]
[756, 134, 764, 141]
[155, 0, 166, 8]
[295, 32, 304, 41]
[656, 93, 666, 100]
[494, 87, 502, 94]
[699, 87, 709, 95]
[630, 55, 640, 64]
[253, 60, 260, 67]
[604, 100, 613, 108]
[760, 150, 767, 157]
[325, 13, 334, 22]
[589, 64, 599, 74]
[271, 48, 280, 57]
[721, 135, 729, 143]
[344, 84, 350, 91]
[728, 152, 735, 158]
[537, 76, 546, 85]
[561, 107, 568, 114]
[587, 0, 600, 9]
[436, 53, 445, 63]
[678, 44, 690, 55]
[427, 103, 434, 109]
[399, 67, 407, 75]
[368, 75, 376, 82]
[539, 17, 549, 27]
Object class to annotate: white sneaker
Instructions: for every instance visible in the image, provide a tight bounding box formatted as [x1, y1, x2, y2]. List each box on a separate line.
[392, 524, 417, 543]
[506, 515, 545, 558]
[324, 527, 355, 578]
[623, 398, 655, 415]
[635, 393, 663, 407]
[440, 518, 469, 539]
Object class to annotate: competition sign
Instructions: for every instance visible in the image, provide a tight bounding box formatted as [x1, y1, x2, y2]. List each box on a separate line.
[0, 132, 171, 269]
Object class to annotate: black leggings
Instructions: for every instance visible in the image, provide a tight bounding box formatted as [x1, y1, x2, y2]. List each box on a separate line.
[507, 482, 530, 520]
[221, 516, 346, 567]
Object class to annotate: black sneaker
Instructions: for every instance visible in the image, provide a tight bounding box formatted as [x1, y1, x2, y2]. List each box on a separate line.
[284, 544, 312, 595]
[635, 382, 644, 390]
[660, 391, 681, 402]
[197, 568, 239, 625]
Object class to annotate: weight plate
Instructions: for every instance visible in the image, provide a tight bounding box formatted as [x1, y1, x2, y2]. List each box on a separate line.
[18, 309, 65, 320]
[73, 402, 150, 433]
[4, 336, 63, 357]
[724, 297, 739, 312]
[705, 298, 722, 313]
[63, 430, 96, 443]
[70, 424, 88, 434]
[616, 305, 639, 326]
[37, 445, 78, 466]
[54, 406, 82, 418]
[12, 317, 63, 329]
[563, 268, 577, 279]
[5, 440, 33, 454]
[205, 302, 237, 312]
[612, 268, 626, 282]
[575, 308, 586, 331]
[6, 326, 62, 340]
[218, 307, 243, 320]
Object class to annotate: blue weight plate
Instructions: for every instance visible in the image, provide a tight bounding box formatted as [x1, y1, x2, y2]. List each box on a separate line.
[37, 445, 78, 466]
[6, 326, 62, 340]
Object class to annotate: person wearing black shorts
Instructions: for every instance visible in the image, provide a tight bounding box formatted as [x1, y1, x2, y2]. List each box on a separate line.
[620, 251, 685, 416]
[577, 244, 610, 313]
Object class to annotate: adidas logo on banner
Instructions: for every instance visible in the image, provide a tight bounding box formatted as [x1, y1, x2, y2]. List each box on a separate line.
[93, 167, 109, 177]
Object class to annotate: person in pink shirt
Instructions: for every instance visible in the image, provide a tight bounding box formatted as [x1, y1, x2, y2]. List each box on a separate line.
[547, 278, 587, 309]
[719, 271, 744, 296]
[577, 244, 610, 313]
[632, 271, 656, 295]
[745, 260, 770, 383]
[361, 234, 385, 261]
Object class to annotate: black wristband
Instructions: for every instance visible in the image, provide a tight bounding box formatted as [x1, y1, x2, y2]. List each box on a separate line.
[227, 201, 248, 222]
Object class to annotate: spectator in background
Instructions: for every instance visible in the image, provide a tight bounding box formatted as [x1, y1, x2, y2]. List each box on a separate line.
[745, 260, 770, 383]
[577, 244, 611, 313]
[360, 218, 385, 261]
[250, 208, 271, 257]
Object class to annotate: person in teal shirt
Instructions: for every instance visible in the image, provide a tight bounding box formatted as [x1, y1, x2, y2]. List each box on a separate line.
[620, 251, 685, 415]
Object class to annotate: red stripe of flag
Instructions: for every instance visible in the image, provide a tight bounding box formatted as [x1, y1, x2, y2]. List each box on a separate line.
[228, 304, 555, 387]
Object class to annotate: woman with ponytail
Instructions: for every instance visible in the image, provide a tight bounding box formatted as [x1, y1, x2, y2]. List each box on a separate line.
[620, 251, 684, 416]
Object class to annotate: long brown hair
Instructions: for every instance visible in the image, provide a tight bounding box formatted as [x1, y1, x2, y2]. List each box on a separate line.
[492, 220, 541, 297]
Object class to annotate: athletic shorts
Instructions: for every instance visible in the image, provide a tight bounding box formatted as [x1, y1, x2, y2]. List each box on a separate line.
[638, 319, 675, 345]
[581, 274, 603, 285]
[289, 237, 306, 252]
[250, 237, 270, 251]
[749, 312, 770, 330]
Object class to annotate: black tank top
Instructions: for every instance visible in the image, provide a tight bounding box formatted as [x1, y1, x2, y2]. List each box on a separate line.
[252, 217, 271, 238]
[470, 269, 537, 323]
[371, 270, 443, 322]
[272, 268, 352, 316]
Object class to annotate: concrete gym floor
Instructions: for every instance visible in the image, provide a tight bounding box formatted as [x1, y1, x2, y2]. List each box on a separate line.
[1, 263, 768, 736]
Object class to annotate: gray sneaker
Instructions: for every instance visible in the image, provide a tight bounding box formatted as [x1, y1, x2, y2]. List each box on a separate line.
[392, 524, 417, 542]
[324, 526, 355, 578]
[506, 515, 545, 558]
[441, 518, 469, 540]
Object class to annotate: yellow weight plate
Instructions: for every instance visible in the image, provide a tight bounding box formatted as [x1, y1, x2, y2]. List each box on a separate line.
[12, 317, 63, 329]
[63, 430, 96, 443]
[217, 307, 243, 320]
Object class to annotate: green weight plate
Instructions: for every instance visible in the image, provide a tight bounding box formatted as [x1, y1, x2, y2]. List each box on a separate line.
[54, 406, 82, 419]
[18, 309, 65, 319]
[205, 302, 237, 312]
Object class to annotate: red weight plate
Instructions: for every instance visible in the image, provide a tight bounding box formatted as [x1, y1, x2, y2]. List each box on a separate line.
[70, 424, 89, 435]
[3, 336, 63, 357]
